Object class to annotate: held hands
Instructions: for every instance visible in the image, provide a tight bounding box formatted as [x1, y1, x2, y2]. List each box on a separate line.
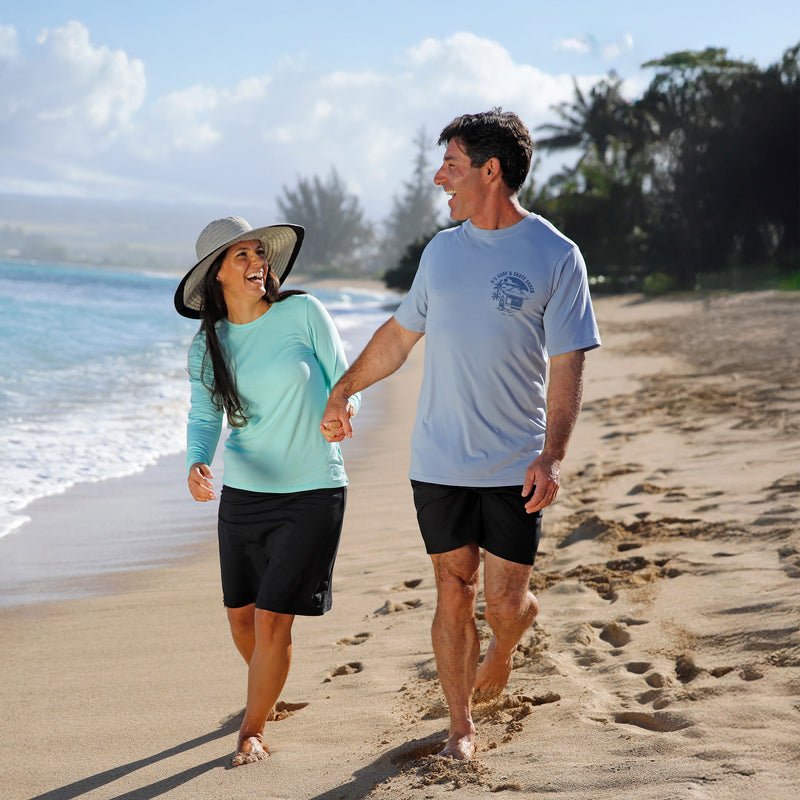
[320, 392, 355, 443]
[188, 462, 216, 502]
[522, 453, 561, 514]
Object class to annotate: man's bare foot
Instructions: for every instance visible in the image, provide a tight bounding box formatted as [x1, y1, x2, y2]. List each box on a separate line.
[231, 735, 269, 767]
[439, 730, 476, 761]
[473, 637, 513, 702]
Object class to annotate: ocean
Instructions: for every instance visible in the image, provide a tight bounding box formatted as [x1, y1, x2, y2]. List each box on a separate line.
[0, 260, 399, 601]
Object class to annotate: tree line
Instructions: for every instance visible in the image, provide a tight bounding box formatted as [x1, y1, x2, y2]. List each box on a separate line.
[276, 128, 440, 281]
[524, 42, 799, 293]
[279, 43, 799, 294]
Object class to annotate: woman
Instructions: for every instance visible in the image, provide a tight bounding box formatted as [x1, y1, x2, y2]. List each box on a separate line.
[174, 216, 358, 767]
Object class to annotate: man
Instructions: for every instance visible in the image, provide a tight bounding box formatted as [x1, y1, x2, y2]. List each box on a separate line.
[321, 108, 601, 760]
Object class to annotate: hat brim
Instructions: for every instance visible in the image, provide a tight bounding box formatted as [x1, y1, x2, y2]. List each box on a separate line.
[174, 223, 305, 319]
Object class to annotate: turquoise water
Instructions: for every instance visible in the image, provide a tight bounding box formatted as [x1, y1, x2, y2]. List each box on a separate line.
[0, 260, 397, 540]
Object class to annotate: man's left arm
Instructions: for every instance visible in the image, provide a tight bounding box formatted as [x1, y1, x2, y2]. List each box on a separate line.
[522, 349, 586, 513]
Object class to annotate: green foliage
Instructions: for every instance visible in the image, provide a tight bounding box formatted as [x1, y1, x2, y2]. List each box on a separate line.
[695, 264, 799, 292]
[642, 47, 755, 73]
[641, 272, 676, 296]
[383, 233, 439, 291]
[532, 42, 800, 293]
[277, 168, 373, 273]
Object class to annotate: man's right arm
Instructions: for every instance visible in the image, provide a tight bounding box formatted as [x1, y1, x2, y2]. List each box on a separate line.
[320, 317, 423, 441]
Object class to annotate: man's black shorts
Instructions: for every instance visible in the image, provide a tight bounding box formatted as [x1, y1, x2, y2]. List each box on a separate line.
[217, 485, 345, 615]
[411, 481, 541, 566]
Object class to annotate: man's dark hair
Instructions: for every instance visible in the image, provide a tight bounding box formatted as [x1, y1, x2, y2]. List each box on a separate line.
[438, 107, 533, 193]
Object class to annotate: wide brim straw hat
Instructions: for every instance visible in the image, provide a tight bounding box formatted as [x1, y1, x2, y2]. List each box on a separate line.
[174, 216, 305, 318]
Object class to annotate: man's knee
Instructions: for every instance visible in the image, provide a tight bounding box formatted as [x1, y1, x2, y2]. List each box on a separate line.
[437, 573, 479, 609]
[484, 588, 538, 626]
[431, 546, 481, 619]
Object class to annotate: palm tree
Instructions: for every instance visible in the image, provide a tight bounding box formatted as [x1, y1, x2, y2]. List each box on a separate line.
[535, 73, 646, 172]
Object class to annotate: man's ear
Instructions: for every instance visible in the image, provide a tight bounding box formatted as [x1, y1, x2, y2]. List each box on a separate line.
[483, 156, 503, 184]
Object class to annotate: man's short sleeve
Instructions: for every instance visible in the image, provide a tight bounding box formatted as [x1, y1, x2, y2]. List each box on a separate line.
[394, 246, 429, 333]
[543, 245, 601, 357]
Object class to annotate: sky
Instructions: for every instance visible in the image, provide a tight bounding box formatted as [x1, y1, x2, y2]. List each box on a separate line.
[1, 0, 797, 224]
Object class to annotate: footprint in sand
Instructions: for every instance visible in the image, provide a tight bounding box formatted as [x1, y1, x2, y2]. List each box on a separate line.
[375, 598, 422, 614]
[391, 578, 423, 590]
[271, 701, 309, 721]
[323, 662, 364, 682]
[636, 688, 667, 707]
[739, 664, 765, 681]
[515, 626, 549, 657]
[565, 623, 595, 646]
[709, 666, 734, 678]
[473, 692, 561, 746]
[673, 653, 757, 685]
[645, 672, 668, 688]
[220, 701, 309, 727]
[574, 648, 605, 667]
[337, 632, 372, 646]
[625, 664, 674, 708]
[675, 654, 704, 683]
[627, 482, 668, 496]
[618, 616, 649, 627]
[778, 545, 800, 579]
[599, 621, 632, 648]
[602, 430, 637, 442]
[614, 710, 692, 732]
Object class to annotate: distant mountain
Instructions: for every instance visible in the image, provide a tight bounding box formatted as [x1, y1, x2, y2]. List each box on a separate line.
[0, 194, 268, 272]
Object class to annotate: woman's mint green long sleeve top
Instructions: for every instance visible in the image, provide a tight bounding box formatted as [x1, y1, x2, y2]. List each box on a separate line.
[186, 294, 359, 493]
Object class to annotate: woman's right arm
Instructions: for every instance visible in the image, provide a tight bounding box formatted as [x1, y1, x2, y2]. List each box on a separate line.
[188, 461, 216, 501]
[186, 336, 223, 500]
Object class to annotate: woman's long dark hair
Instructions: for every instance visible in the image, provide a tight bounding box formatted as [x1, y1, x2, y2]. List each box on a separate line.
[197, 249, 304, 427]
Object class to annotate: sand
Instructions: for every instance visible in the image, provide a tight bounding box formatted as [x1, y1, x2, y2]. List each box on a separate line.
[1, 290, 798, 800]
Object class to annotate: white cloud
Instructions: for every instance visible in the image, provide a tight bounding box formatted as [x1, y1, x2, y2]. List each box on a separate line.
[0, 23, 19, 59]
[150, 84, 221, 154]
[553, 35, 594, 55]
[0, 26, 606, 219]
[0, 19, 145, 168]
[603, 33, 635, 60]
[35, 21, 145, 128]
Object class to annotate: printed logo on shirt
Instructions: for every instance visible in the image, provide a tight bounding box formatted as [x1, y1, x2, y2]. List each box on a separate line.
[490, 271, 534, 316]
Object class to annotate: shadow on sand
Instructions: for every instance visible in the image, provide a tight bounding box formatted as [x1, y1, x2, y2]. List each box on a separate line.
[28, 715, 242, 800]
[308, 730, 447, 800]
[30, 718, 451, 800]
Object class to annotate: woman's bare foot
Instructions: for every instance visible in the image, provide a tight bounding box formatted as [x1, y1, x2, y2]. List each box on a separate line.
[473, 637, 513, 701]
[231, 735, 269, 767]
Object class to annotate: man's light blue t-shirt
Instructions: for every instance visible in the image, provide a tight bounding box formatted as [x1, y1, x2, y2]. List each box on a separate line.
[186, 293, 358, 493]
[394, 214, 601, 488]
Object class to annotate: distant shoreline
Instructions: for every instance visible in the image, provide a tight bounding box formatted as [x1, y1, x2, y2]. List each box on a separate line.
[1, 256, 396, 289]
